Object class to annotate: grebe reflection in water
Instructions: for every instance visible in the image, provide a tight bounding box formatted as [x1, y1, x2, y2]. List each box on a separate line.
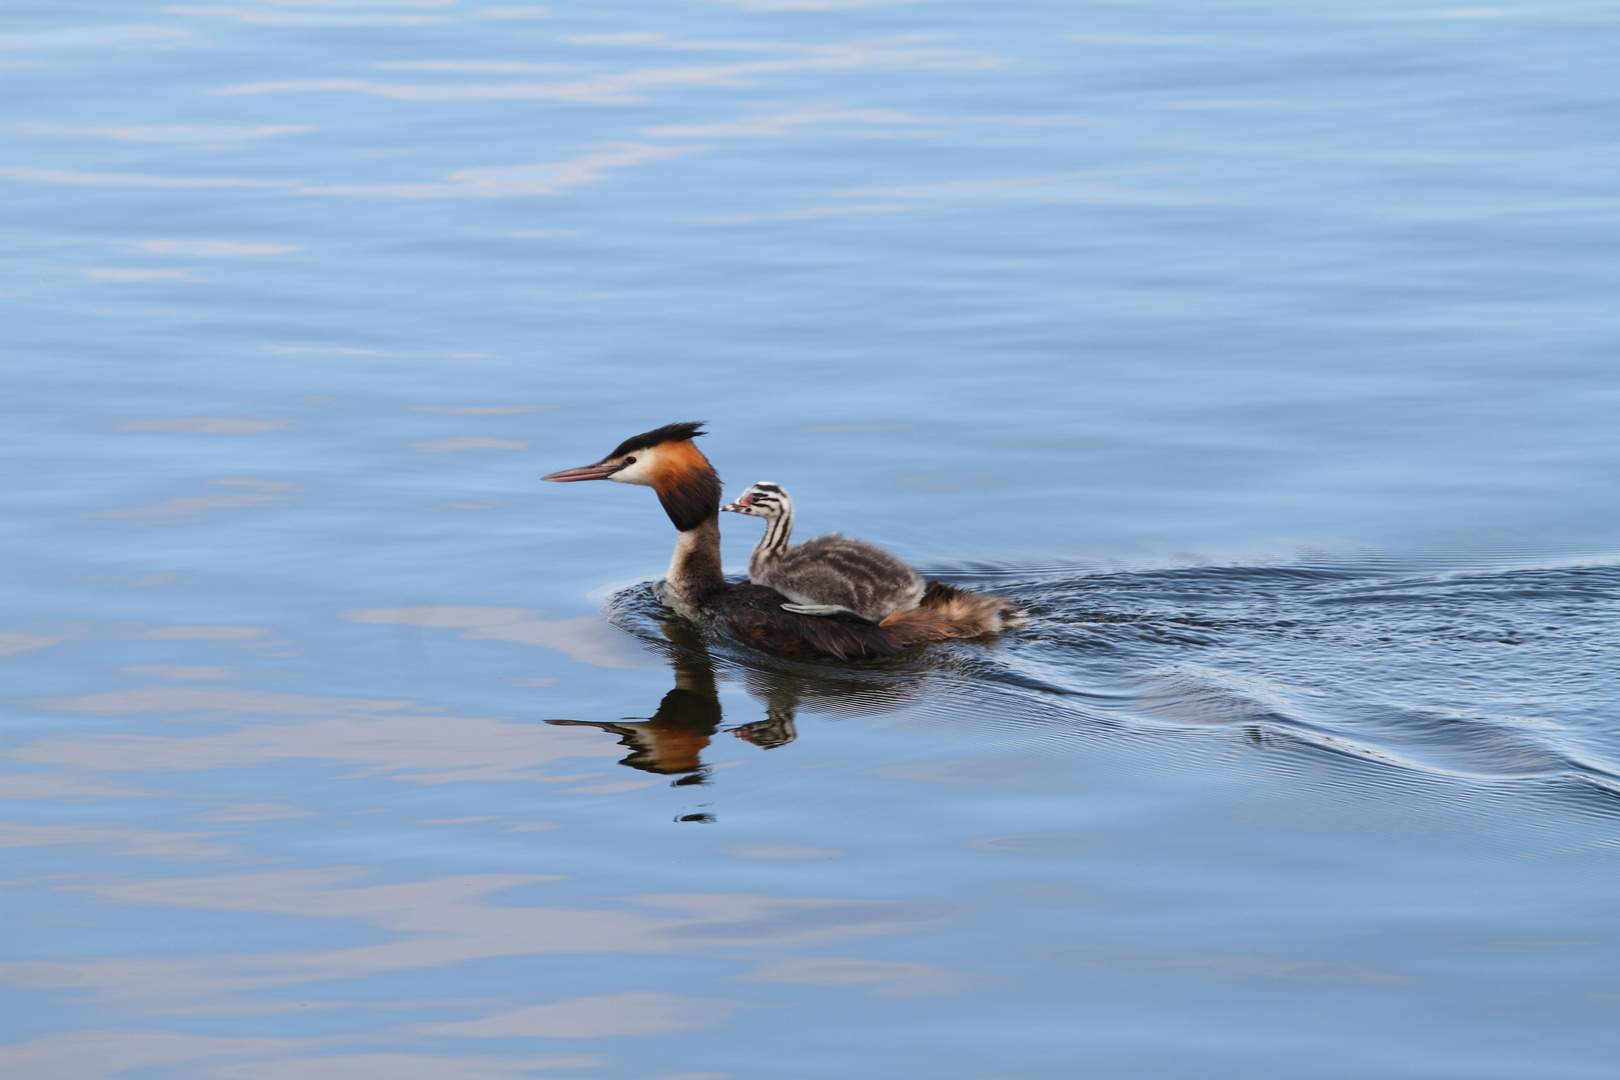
[545, 619, 922, 782]
[546, 639, 791, 783]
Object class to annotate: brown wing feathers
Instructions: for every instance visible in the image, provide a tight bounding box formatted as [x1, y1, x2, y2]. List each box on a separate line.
[709, 584, 910, 661]
[707, 579, 1023, 661]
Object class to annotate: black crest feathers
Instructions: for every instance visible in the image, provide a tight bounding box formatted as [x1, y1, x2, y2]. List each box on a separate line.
[606, 421, 707, 462]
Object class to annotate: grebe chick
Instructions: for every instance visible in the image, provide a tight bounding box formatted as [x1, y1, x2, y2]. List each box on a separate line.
[721, 482, 925, 624]
[543, 422, 1024, 662]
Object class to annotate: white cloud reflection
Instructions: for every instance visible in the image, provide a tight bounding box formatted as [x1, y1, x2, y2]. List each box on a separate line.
[0, 166, 291, 189]
[1044, 945, 1415, 985]
[701, 202, 906, 224]
[3, 144, 687, 200]
[121, 664, 241, 680]
[131, 239, 298, 256]
[14, 123, 311, 143]
[703, 165, 1207, 223]
[168, 5, 454, 28]
[414, 405, 552, 414]
[422, 990, 737, 1037]
[88, 479, 296, 522]
[0, 774, 156, 800]
[0, 632, 63, 655]
[301, 144, 697, 198]
[0, 865, 954, 1072]
[1, 872, 951, 1012]
[0, 1032, 306, 1080]
[0, 1032, 601, 1080]
[842, 167, 1206, 205]
[344, 607, 658, 669]
[410, 437, 528, 451]
[1066, 33, 1212, 46]
[219, 36, 1002, 104]
[730, 844, 840, 859]
[85, 268, 194, 282]
[89, 492, 288, 521]
[35, 686, 415, 715]
[702, 0, 934, 9]
[0, 25, 199, 52]
[266, 345, 400, 356]
[0, 822, 242, 860]
[375, 60, 578, 73]
[743, 957, 974, 996]
[203, 802, 317, 821]
[212, 1052, 605, 1080]
[140, 624, 265, 640]
[15, 697, 619, 784]
[642, 102, 945, 139]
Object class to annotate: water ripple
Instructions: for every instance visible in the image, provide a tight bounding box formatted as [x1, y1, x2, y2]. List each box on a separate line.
[605, 556, 1620, 803]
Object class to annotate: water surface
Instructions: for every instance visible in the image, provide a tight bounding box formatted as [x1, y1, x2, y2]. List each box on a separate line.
[4, 1, 1619, 1077]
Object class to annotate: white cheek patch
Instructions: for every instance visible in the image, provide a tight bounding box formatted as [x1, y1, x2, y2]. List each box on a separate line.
[609, 452, 659, 486]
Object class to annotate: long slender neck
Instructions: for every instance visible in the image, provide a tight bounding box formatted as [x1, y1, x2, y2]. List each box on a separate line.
[652, 455, 723, 612]
[666, 516, 725, 610]
[749, 500, 793, 578]
[765, 498, 794, 555]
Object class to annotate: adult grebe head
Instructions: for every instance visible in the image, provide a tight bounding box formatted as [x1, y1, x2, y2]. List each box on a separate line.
[543, 421, 721, 533]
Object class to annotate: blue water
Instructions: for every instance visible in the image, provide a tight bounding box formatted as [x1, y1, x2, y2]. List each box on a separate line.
[4, 2, 1619, 1077]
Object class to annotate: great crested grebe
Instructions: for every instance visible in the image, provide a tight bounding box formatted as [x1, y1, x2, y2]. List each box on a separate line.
[542, 422, 1023, 661]
[721, 481, 926, 623]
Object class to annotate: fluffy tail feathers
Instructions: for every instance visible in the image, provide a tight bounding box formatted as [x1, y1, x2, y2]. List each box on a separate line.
[878, 580, 1026, 641]
[709, 579, 1023, 662]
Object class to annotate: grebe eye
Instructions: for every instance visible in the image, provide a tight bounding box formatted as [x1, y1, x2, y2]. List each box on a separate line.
[623, 456, 636, 464]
